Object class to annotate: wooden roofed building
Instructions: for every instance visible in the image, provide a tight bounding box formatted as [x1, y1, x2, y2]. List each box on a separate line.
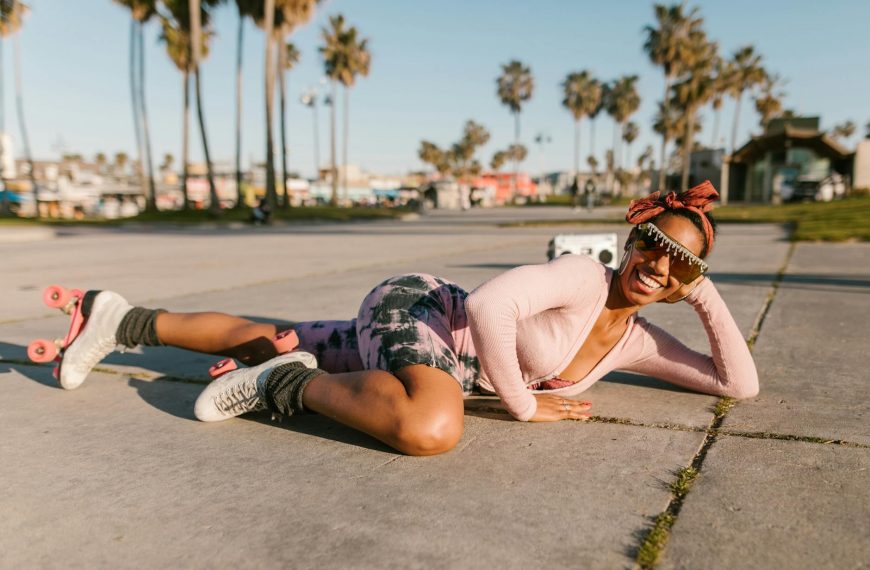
[723, 117, 853, 203]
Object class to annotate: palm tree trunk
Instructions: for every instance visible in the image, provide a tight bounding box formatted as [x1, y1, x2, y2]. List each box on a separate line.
[589, 117, 597, 175]
[181, 68, 190, 211]
[312, 96, 320, 180]
[611, 121, 620, 194]
[512, 111, 519, 201]
[137, 24, 157, 211]
[657, 76, 671, 191]
[128, 20, 145, 206]
[573, 119, 580, 175]
[188, 0, 217, 214]
[0, 37, 7, 216]
[711, 106, 721, 149]
[234, 6, 244, 208]
[263, 0, 277, 209]
[342, 86, 349, 203]
[329, 81, 337, 205]
[681, 107, 696, 192]
[730, 91, 742, 154]
[194, 67, 219, 214]
[278, 35, 289, 209]
[13, 35, 37, 217]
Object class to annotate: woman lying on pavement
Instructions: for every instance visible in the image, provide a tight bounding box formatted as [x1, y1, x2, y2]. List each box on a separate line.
[42, 180, 758, 456]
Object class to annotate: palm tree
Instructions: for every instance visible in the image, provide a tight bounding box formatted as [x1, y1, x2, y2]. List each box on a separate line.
[588, 80, 605, 166]
[496, 60, 534, 200]
[490, 150, 507, 172]
[278, 41, 300, 208]
[95, 152, 107, 175]
[451, 120, 490, 185]
[727, 45, 765, 153]
[233, 0, 259, 208]
[247, 1, 317, 209]
[321, 14, 371, 205]
[622, 121, 639, 169]
[300, 88, 320, 178]
[159, 0, 212, 211]
[652, 100, 681, 189]
[274, 0, 318, 208]
[605, 75, 641, 172]
[418, 140, 450, 177]
[672, 32, 718, 191]
[561, 70, 602, 176]
[709, 57, 734, 148]
[586, 155, 599, 174]
[754, 72, 785, 132]
[186, 0, 220, 214]
[113, 0, 157, 211]
[6, 1, 38, 215]
[644, 3, 703, 190]
[0, 0, 29, 216]
[831, 120, 856, 145]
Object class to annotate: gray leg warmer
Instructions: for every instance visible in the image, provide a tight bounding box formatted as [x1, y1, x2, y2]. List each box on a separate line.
[116, 307, 166, 348]
[264, 362, 327, 417]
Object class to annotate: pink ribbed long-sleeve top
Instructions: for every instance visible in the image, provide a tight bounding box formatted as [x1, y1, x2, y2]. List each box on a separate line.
[464, 254, 759, 421]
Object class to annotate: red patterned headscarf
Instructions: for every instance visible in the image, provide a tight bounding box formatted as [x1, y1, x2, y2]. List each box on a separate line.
[625, 180, 719, 254]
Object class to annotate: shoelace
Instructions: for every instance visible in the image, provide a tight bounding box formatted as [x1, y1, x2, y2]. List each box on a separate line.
[214, 379, 265, 415]
[74, 336, 119, 372]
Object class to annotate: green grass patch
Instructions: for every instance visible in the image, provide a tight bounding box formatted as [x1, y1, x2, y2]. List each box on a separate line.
[712, 397, 736, 419]
[715, 196, 870, 242]
[506, 196, 870, 241]
[0, 205, 410, 226]
[636, 512, 676, 569]
[669, 466, 699, 499]
[635, 467, 700, 568]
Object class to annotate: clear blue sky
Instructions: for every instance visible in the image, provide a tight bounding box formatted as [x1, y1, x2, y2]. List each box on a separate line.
[9, 0, 870, 177]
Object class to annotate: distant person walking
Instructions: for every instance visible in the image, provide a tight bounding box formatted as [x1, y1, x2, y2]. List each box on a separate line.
[584, 178, 596, 212]
[570, 175, 581, 211]
[251, 197, 272, 225]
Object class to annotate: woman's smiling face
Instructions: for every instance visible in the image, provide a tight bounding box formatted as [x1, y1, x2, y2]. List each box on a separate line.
[617, 213, 706, 306]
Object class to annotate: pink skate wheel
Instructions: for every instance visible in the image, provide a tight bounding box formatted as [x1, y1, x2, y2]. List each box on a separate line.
[272, 329, 299, 353]
[43, 285, 72, 309]
[209, 358, 238, 379]
[28, 339, 58, 363]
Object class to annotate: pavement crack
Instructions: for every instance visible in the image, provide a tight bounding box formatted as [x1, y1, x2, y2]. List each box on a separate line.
[746, 241, 796, 350]
[715, 429, 870, 449]
[633, 241, 797, 569]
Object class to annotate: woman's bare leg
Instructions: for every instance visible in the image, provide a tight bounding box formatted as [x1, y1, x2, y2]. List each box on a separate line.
[163, 313, 466, 455]
[155, 312, 284, 365]
[301, 364, 465, 456]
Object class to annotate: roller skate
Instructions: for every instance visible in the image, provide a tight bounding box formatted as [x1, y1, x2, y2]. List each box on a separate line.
[195, 330, 316, 422]
[27, 286, 132, 390]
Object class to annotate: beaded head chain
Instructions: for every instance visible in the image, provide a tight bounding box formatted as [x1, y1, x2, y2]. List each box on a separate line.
[625, 180, 719, 255]
[635, 222, 709, 278]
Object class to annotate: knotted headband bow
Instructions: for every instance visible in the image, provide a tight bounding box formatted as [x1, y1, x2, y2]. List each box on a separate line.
[625, 180, 719, 254]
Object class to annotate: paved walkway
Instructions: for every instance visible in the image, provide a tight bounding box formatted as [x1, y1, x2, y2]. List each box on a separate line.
[0, 210, 867, 569]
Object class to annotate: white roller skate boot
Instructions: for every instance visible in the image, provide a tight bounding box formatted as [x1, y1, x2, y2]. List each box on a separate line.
[58, 291, 133, 390]
[194, 351, 318, 422]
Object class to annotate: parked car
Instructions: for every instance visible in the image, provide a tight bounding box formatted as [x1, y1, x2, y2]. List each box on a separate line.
[789, 173, 847, 202]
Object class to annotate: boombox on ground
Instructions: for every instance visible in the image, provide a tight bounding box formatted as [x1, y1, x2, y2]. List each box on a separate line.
[547, 233, 619, 269]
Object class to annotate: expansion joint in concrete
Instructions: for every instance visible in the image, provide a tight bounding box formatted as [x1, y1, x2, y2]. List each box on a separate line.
[633, 240, 797, 569]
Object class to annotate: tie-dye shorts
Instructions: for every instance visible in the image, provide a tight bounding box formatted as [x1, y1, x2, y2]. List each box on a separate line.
[292, 273, 481, 394]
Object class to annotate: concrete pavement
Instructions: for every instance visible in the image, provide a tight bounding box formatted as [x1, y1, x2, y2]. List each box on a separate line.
[0, 208, 867, 569]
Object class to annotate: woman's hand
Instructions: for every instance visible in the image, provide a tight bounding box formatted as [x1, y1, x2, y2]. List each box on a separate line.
[662, 275, 705, 304]
[528, 394, 592, 422]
